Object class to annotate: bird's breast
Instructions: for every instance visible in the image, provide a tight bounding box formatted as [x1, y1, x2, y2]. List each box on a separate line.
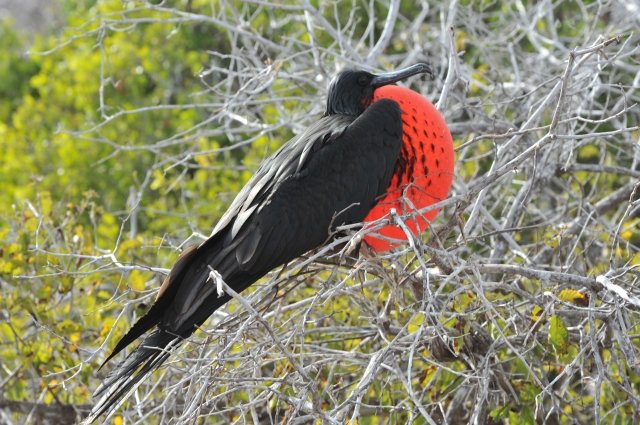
[364, 85, 455, 252]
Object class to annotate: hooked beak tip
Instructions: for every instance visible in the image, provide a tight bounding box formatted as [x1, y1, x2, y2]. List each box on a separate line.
[371, 63, 434, 87]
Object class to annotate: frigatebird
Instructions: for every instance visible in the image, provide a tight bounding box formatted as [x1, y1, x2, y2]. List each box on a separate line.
[86, 63, 454, 421]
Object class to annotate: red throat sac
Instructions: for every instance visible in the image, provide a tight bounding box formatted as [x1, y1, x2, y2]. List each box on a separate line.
[364, 85, 455, 252]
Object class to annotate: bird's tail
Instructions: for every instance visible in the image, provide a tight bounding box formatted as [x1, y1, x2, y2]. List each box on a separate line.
[84, 231, 255, 423]
[83, 330, 177, 423]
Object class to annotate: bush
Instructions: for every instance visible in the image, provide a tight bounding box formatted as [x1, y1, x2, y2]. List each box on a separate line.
[1, 1, 638, 424]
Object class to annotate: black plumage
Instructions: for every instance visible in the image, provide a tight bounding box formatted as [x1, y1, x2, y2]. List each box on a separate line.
[86, 64, 431, 422]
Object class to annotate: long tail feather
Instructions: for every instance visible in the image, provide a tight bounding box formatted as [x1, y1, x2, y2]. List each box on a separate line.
[86, 231, 251, 423]
[100, 246, 202, 368]
[84, 330, 178, 423]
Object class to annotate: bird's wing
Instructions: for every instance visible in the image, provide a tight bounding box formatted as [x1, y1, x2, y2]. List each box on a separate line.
[160, 98, 404, 331]
[99, 115, 354, 365]
[88, 99, 403, 423]
[120, 98, 403, 355]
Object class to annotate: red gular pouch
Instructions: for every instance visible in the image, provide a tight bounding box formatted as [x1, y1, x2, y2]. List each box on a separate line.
[363, 85, 455, 252]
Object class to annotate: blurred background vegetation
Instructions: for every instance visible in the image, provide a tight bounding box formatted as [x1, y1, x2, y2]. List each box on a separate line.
[0, 0, 639, 424]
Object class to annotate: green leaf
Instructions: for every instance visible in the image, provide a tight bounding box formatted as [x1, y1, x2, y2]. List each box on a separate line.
[549, 315, 569, 352]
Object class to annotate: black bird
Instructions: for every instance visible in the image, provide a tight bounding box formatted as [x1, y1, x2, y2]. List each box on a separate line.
[86, 63, 438, 422]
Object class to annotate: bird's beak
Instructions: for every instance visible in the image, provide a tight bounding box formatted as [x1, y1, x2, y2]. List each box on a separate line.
[370, 63, 434, 87]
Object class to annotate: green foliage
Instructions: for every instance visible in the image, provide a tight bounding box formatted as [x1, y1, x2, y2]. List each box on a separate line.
[0, 23, 40, 122]
[0, 0, 235, 418]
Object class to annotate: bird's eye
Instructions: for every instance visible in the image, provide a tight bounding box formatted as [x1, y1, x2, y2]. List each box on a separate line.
[358, 75, 369, 86]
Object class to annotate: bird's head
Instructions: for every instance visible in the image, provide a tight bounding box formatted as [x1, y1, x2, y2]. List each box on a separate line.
[325, 63, 433, 116]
